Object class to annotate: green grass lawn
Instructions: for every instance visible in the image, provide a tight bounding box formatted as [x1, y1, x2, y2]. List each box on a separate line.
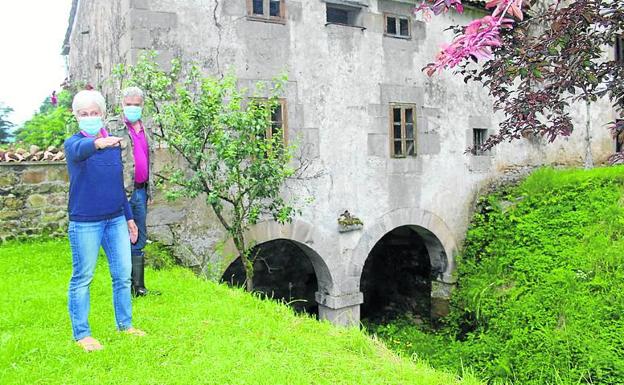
[0, 239, 480, 385]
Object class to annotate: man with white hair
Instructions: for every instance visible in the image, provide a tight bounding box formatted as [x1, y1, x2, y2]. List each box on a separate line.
[116, 86, 157, 297]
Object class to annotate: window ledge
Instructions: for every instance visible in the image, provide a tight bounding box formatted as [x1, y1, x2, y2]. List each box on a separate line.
[383, 33, 411, 40]
[325, 22, 366, 31]
[246, 15, 287, 25]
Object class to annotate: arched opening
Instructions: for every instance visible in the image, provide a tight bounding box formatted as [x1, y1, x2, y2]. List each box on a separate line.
[360, 225, 433, 323]
[221, 239, 319, 315]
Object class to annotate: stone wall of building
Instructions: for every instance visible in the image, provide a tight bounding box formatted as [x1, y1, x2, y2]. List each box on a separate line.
[62, 0, 620, 325]
[0, 163, 69, 242]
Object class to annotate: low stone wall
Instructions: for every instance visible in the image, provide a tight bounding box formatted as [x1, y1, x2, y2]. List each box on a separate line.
[0, 159, 223, 270]
[0, 162, 69, 242]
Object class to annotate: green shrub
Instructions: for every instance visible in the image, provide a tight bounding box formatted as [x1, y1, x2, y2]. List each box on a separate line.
[143, 241, 177, 270]
[15, 106, 75, 148]
[373, 166, 624, 385]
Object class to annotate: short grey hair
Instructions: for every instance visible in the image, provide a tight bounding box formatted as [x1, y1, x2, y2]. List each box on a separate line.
[121, 86, 145, 103]
[72, 90, 106, 116]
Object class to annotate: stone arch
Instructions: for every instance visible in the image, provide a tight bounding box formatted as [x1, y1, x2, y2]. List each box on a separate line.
[351, 207, 457, 284]
[350, 207, 458, 320]
[220, 219, 335, 298]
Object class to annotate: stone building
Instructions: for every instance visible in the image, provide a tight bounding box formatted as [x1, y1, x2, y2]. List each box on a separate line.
[62, 0, 618, 325]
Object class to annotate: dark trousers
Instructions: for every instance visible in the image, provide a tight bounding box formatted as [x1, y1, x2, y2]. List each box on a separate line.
[129, 187, 148, 290]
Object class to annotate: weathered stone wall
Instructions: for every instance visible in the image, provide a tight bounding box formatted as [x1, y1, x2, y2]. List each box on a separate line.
[63, 0, 620, 325]
[0, 163, 69, 242]
[66, 0, 131, 99]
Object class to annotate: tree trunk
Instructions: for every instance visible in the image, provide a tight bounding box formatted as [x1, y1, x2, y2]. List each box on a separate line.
[584, 100, 594, 169]
[243, 254, 254, 292]
[233, 234, 254, 292]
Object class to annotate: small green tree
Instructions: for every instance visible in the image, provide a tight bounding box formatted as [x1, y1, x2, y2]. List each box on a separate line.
[115, 54, 299, 291]
[15, 90, 76, 148]
[0, 103, 15, 144]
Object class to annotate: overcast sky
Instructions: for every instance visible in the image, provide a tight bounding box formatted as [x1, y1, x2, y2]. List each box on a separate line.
[0, 0, 72, 126]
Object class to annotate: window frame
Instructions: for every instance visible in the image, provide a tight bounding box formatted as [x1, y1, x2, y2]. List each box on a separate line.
[471, 128, 489, 156]
[388, 103, 417, 158]
[383, 13, 411, 39]
[252, 97, 289, 145]
[246, 0, 286, 24]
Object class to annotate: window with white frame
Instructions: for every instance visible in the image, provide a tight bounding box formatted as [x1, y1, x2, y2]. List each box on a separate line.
[384, 14, 410, 38]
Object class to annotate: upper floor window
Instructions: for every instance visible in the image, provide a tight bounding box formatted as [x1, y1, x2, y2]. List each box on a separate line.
[471, 128, 488, 155]
[384, 14, 410, 38]
[390, 104, 416, 157]
[247, 0, 285, 22]
[325, 2, 363, 28]
[616, 36, 624, 63]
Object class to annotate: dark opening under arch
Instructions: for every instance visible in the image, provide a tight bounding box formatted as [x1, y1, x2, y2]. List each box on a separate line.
[221, 239, 319, 315]
[360, 225, 432, 323]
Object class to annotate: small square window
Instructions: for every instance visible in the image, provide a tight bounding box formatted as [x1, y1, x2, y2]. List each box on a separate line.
[247, 0, 285, 21]
[472, 128, 488, 155]
[390, 104, 417, 158]
[385, 14, 411, 38]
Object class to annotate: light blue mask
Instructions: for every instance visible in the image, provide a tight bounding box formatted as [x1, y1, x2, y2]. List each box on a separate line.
[124, 106, 143, 123]
[78, 117, 103, 136]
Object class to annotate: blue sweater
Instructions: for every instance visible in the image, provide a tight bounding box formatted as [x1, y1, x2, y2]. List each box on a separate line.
[64, 133, 133, 222]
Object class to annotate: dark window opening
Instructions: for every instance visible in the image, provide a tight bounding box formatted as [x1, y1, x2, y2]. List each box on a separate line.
[399, 18, 409, 37]
[269, 0, 280, 17]
[472, 128, 488, 155]
[252, 0, 263, 15]
[386, 16, 397, 35]
[327, 6, 350, 24]
[385, 14, 411, 38]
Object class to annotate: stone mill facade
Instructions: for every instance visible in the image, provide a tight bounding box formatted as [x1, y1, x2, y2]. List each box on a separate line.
[62, 0, 619, 325]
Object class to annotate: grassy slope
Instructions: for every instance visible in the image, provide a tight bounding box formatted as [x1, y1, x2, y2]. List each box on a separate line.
[373, 167, 624, 385]
[0, 240, 480, 385]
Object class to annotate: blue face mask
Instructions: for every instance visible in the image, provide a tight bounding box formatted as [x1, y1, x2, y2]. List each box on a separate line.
[78, 117, 103, 136]
[123, 106, 142, 123]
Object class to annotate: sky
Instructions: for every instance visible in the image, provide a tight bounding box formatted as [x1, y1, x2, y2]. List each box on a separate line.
[0, 0, 73, 126]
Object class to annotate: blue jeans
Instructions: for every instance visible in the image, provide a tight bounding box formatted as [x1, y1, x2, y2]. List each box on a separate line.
[130, 188, 148, 257]
[68, 215, 133, 340]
